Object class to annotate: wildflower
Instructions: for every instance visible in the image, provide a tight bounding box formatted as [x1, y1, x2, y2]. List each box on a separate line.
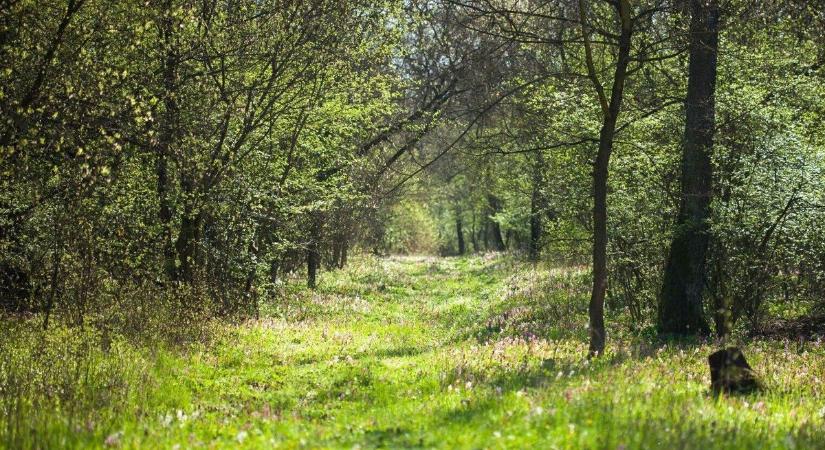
[104, 432, 123, 447]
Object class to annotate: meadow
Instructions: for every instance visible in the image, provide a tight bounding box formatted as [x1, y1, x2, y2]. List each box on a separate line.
[2, 254, 824, 449]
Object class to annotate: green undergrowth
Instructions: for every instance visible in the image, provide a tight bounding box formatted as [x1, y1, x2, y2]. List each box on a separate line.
[2, 254, 824, 449]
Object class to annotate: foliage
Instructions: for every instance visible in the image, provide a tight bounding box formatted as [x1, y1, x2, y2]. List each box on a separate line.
[3, 1, 825, 447]
[383, 199, 441, 255]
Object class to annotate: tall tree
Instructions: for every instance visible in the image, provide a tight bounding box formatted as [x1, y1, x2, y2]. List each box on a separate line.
[455, 209, 466, 255]
[579, 0, 634, 356]
[658, 0, 720, 336]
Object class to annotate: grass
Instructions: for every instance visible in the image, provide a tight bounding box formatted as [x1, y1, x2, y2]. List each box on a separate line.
[2, 254, 824, 449]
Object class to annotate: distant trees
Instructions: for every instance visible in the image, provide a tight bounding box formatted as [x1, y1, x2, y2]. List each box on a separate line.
[447, 0, 681, 355]
[2, 0, 825, 350]
[528, 150, 546, 263]
[436, 0, 825, 353]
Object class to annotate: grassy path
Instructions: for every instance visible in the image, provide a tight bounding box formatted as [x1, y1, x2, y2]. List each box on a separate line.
[3, 255, 825, 448]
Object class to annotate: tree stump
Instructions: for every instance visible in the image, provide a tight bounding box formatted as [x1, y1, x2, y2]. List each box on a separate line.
[708, 347, 760, 394]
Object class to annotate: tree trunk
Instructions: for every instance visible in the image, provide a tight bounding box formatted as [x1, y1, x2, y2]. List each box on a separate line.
[174, 206, 201, 283]
[243, 237, 259, 317]
[470, 212, 478, 252]
[658, 0, 719, 336]
[580, 0, 634, 357]
[156, 151, 175, 279]
[711, 247, 730, 338]
[487, 194, 506, 251]
[331, 238, 341, 269]
[589, 127, 614, 356]
[307, 214, 321, 289]
[42, 249, 60, 330]
[529, 207, 541, 262]
[339, 238, 348, 269]
[156, 0, 178, 281]
[307, 247, 318, 289]
[482, 219, 490, 250]
[529, 154, 544, 262]
[456, 213, 466, 255]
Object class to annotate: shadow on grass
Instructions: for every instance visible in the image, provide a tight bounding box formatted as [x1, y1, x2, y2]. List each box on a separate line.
[361, 426, 427, 449]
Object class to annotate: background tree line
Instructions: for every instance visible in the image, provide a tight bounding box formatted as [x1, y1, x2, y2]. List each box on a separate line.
[2, 0, 824, 353]
[382, 0, 825, 351]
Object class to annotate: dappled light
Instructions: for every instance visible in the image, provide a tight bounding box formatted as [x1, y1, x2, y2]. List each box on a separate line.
[2, 0, 825, 448]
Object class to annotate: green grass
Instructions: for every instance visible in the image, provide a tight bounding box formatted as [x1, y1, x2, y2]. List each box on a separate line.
[2, 254, 825, 449]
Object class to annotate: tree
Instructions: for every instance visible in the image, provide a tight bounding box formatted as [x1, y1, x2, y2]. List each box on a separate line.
[528, 150, 546, 263]
[578, 0, 634, 356]
[658, 0, 720, 336]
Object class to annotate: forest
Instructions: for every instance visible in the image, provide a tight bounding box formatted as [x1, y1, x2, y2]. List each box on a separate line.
[1, 0, 825, 448]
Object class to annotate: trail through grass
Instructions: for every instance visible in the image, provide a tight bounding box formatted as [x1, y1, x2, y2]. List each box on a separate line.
[2, 255, 824, 449]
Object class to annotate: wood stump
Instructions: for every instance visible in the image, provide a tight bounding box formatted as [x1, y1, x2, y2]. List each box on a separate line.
[708, 347, 760, 394]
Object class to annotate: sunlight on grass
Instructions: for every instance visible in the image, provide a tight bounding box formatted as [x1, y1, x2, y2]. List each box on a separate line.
[2, 254, 824, 448]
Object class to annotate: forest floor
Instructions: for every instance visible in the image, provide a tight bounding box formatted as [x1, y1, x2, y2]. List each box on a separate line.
[2, 255, 825, 449]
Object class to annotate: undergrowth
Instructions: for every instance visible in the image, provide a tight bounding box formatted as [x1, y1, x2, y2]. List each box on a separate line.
[1, 254, 824, 449]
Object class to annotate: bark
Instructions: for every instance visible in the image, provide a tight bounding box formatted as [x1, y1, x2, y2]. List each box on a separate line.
[487, 194, 506, 251]
[330, 216, 349, 269]
[156, 151, 175, 279]
[174, 206, 202, 283]
[172, 169, 202, 283]
[658, 0, 719, 336]
[589, 125, 615, 356]
[42, 249, 61, 330]
[156, 0, 179, 281]
[307, 214, 321, 289]
[580, 0, 634, 357]
[331, 239, 341, 269]
[529, 153, 545, 262]
[243, 237, 259, 316]
[307, 248, 318, 289]
[470, 212, 479, 252]
[529, 194, 541, 262]
[339, 238, 348, 269]
[456, 213, 466, 255]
